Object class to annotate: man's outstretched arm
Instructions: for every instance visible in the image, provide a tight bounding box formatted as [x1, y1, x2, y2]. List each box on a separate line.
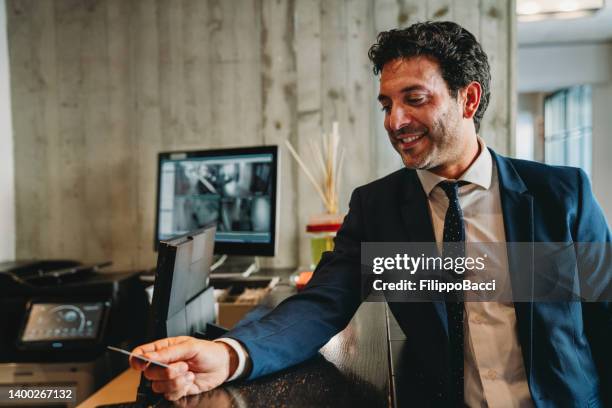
[130, 188, 367, 398]
[223, 188, 366, 379]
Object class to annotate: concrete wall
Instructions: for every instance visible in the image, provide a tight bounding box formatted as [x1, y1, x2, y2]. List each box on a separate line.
[517, 92, 545, 162]
[0, 0, 15, 262]
[8, 0, 515, 269]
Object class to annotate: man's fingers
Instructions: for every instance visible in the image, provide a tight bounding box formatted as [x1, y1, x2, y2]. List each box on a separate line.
[151, 372, 195, 395]
[143, 340, 198, 364]
[165, 391, 187, 402]
[164, 381, 201, 403]
[132, 336, 192, 356]
[191, 373, 225, 393]
[143, 362, 189, 381]
[130, 336, 193, 370]
[129, 356, 148, 371]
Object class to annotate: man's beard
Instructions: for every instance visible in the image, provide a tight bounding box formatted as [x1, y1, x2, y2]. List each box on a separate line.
[398, 109, 463, 171]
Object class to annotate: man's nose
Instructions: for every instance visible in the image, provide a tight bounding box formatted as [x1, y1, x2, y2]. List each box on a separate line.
[388, 105, 413, 133]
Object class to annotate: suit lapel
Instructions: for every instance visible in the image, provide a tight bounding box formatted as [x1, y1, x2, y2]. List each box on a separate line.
[399, 170, 448, 336]
[491, 149, 535, 381]
[399, 169, 436, 243]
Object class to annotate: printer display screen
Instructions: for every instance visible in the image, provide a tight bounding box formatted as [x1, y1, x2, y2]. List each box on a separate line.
[21, 302, 105, 342]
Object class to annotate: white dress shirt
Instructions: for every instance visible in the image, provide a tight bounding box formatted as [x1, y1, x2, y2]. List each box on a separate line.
[416, 138, 533, 407]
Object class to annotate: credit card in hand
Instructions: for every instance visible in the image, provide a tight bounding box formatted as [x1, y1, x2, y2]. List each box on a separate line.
[107, 345, 170, 368]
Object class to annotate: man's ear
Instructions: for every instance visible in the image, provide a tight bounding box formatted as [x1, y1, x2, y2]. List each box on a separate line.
[461, 81, 482, 120]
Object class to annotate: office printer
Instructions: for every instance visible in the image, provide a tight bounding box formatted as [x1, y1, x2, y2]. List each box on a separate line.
[0, 260, 149, 406]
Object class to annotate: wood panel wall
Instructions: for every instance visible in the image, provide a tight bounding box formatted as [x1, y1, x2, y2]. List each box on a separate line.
[8, 0, 515, 269]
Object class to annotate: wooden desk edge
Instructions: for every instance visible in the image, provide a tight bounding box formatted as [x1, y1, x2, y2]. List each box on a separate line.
[77, 368, 140, 408]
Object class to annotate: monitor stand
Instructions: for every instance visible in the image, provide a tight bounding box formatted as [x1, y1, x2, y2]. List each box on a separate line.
[211, 255, 260, 278]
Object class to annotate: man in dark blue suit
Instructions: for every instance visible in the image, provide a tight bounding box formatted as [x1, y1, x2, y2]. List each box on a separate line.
[130, 22, 611, 406]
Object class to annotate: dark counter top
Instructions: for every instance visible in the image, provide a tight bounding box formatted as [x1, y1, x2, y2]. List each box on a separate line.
[175, 269, 391, 407]
[223, 302, 389, 408]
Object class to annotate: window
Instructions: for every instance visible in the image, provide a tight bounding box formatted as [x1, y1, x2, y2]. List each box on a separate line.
[544, 85, 592, 175]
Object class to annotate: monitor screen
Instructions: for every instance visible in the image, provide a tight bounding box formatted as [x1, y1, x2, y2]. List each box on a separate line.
[21, 302, 105, 342]
[155, 146, 278, 256]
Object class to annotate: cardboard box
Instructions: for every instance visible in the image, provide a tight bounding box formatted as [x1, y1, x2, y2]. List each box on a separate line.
[214, 277, 279, 329]
[218, 303, 259, 330]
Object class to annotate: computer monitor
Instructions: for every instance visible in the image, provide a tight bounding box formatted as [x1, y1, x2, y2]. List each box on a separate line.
[154, 146, 279, 257]
[148, 225, 216, 340]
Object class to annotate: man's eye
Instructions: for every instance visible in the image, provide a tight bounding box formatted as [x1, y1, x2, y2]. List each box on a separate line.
[407, 97, 426, 105]
[381, 105, 391, 113]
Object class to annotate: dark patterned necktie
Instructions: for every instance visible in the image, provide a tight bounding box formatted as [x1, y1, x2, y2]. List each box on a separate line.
[438, 180, 467, 405]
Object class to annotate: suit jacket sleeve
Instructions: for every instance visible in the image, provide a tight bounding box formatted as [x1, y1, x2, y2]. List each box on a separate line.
[574, 169, 612, 402]
[224, 188, 365, 379]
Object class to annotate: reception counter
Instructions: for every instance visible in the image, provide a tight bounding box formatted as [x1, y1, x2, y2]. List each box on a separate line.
[78, 301, 391, 407]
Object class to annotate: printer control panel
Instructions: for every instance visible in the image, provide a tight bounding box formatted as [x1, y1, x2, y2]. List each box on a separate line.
[19, 301, 108, 348]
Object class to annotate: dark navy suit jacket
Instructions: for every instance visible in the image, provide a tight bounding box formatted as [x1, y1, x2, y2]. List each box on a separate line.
[227, 150, 611, 407]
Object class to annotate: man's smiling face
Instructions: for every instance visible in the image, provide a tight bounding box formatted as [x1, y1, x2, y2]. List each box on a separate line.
[378, 56, 468, 173]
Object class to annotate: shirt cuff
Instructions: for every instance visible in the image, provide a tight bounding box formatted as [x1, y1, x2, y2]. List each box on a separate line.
[214, 338, 249, 382]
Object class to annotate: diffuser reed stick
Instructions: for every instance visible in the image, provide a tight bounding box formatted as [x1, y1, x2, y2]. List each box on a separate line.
[285, 121, 344, 214]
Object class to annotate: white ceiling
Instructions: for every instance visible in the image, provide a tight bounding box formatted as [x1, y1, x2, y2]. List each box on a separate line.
[518, 4, 612, 45]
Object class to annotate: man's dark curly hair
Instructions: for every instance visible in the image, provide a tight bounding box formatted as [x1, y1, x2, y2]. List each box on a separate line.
[368, 21, 491, 133]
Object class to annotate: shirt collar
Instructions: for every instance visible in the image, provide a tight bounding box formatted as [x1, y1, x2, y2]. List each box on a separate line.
[416, 137, 492, 196]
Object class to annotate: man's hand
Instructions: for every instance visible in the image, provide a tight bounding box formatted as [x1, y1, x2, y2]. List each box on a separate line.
[129, 336, 238, 401]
